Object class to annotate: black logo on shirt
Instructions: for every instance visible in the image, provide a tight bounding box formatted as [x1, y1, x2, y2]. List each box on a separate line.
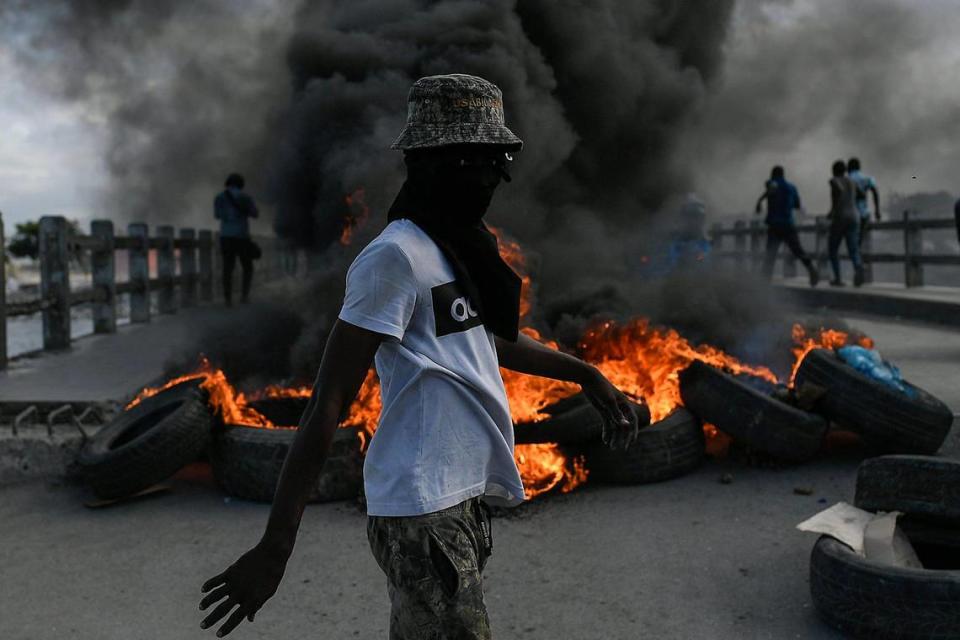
[431, 281, 483, 337]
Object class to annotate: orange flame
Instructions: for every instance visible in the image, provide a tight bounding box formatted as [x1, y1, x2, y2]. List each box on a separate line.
[515, 444, 588, 497]
[789, 323, 875, 385]
[339, 188, 370, 246]
[490, 225, 533, 319]
[579, 318, 779, 422]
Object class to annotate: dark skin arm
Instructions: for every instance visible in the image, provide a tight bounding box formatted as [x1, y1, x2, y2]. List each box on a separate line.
[868, 184, 881, 220]
[495, 333, 640, 449]
[754, 191, 767, 214]
[199, 320, 382, 637]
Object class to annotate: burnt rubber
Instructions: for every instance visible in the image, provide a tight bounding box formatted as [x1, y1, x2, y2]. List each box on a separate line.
[810, 535, 960, 639]
[855, 455, 960, 524]
[794, 348, 952, 455]
[583, 407, 704, 484]
[210, 423, 363, 503]
[678, 360, 827, 462]
[78, 379, 213, 500]
[514, 393, 651, 445]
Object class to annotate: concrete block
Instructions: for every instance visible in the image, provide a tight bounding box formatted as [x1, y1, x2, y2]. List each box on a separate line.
[0, 424, 85, 484]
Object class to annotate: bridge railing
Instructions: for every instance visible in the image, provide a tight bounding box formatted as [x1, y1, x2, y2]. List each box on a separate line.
[709, 212, 960, 287]
[1, 214, 283, 369]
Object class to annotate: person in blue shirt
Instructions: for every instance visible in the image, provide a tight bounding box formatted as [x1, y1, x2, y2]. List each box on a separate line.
[754, 166, 819, 286]
[214, 173, 259, 305]
[847, 157, 881, 247]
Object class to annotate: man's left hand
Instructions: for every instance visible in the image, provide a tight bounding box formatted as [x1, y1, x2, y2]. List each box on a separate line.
[581, 368, 640, 450]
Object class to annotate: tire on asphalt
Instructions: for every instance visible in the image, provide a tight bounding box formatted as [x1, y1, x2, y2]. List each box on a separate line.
[583, 407, 704, 484]
[810, 535, 960, 639]
[515, 393, 652, 445]
[78, 379, 213, 500]
[678, 360, 827, 462]
[210, 396, 363, 503]
[855, 455, 960, 525]
[795, 348, 953, 455]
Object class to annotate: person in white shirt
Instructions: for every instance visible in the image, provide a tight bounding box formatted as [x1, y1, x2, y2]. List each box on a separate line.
[199, 74, 639, 639]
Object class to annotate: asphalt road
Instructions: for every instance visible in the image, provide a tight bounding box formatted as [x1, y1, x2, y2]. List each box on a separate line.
[0, 313, 956, 640]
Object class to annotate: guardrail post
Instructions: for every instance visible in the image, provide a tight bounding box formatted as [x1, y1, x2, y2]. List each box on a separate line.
[814, 217, 829, 276]
[128, 223, 150, 323]
[904, 210, 924, 287]
[212, 231, 221, 301]
[91, 219, 116, 333]
[198, 230, 213, 302]
[860, 222, 874, 284]
[733, 220, 746, 271]
[39, 216, 71, 350]
[179, 228, 197, 307]
[0, 211, 6, 368]
[157, 225, 176, 314]
[749, 220, 763, 273]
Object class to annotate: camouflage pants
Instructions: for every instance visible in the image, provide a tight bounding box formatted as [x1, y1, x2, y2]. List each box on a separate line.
[367, 497, 493, 640]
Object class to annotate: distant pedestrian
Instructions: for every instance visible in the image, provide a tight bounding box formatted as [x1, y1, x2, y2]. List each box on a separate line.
[214, 173, 259, 305]
[754, 166, 820, 286]
[827, 160, 865, 287]
[847, 157, 881, 246]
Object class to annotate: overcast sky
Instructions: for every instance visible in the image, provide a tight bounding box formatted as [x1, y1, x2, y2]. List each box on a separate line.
[1, 0, 958, 230]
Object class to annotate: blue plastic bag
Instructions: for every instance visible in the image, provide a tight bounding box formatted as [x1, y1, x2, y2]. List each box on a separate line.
[837, 346, 915, 397]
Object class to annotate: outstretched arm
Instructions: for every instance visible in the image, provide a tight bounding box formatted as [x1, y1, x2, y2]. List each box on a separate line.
[200, 319, 382, 636]
[495, 333, 639, 449]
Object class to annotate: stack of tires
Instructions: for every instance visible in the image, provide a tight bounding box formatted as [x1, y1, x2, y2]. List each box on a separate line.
[676, 347, 953, 463]
[77, 384, 363, 504]
[810, 455, 960, 639]
[515, 393, 707, 486]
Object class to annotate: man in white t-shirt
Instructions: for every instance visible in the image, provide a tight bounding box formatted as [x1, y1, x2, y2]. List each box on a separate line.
[200, 74, 640, 639]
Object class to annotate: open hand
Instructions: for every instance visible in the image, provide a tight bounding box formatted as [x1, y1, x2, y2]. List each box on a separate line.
[581, 369, 640, 450]
[200, 542, 288, 636]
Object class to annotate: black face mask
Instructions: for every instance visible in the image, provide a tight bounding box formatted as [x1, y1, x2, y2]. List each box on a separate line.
[387, 145, 522, 341]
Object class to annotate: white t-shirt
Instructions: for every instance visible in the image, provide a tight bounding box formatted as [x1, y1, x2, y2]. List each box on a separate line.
[338, 219, 526, 516]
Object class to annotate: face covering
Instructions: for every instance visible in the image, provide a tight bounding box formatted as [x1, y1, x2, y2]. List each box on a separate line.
[387, 146, 522, 341]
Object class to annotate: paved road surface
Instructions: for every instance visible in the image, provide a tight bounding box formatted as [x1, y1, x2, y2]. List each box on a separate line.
[0, 313, 956, 640]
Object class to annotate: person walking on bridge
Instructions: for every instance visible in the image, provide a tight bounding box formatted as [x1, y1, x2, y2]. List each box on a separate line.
[827, 160, 865, 287]
[847, 157, 881, 247]
[214, 173, 259, 305]
[198, 73, 639, 639]
[754, 165, 820, 286]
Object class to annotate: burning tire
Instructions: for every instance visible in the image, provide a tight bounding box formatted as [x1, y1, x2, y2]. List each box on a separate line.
[855, 455, 960, 524]
[210, 398, 363, 503]
[794, 348, 953, 455]
[678, 360, 827, 462]
[583, 407, 704, 484]
[809, 535, 960, 639]
[78, 379, 213, 500]
[515, 393, 651, 445]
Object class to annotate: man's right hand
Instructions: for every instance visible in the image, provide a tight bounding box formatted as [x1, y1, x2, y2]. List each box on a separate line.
[199, 541, 289, 636]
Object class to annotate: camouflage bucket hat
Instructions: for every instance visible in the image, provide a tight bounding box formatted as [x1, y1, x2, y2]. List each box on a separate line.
[390, 74, 523, 151]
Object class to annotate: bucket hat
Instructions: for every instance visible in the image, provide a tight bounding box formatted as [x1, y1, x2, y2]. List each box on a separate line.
[390, 74, 523, 151]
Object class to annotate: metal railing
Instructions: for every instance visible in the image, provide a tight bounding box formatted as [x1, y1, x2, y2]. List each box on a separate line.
[710, 211, 960, 286]
[1, 214, 283, 368]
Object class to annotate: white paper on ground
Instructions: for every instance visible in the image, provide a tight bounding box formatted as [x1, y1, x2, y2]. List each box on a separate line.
[863, 512, 923, 568]
[795, 501, 876, 555]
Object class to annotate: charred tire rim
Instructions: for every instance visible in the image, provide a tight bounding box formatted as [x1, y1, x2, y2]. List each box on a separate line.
[583, 407, 704, 484]
[810, 536, 960, 639]
[515, 393, 651, 445]
[795, 348, 952, 455]
[678, 360, 827, 462]
[78, 379, 213, 500]
[855, 455, 960, 525]
[210, 424, 363, 503]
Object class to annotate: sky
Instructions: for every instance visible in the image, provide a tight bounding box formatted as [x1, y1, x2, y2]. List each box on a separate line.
[1, 0, 959, 232]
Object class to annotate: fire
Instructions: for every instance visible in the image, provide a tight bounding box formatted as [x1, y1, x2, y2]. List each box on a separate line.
[579, 318, 779, 422]
[515, 443, 588, 497]
[490, 225, 534, 319]
[789, 323, 874, 385]
[339, 188, 370, 246]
